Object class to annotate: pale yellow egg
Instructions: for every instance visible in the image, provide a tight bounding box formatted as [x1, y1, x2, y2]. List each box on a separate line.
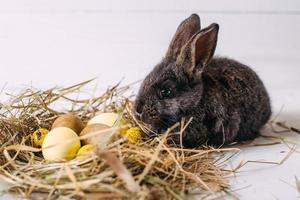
[42, 127, 81, 162]
[87, 112, 124, 127]
[79, 123, 111, 146]
[84, 113, 130, 149]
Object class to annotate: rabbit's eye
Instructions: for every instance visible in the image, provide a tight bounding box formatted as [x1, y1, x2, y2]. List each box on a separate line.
[159, 88, 174, 98]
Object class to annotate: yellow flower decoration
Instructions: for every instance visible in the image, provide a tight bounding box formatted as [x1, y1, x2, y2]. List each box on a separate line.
[125, 127, 142, 144]
[31, 128, 49, 147]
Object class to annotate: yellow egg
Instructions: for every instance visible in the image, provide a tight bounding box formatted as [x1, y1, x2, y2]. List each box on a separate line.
[77, 144, 94, 157]
[42, 127, 81, 162]
[87, 112, 125, 127]
[125, 127, 143, 144]
[31, 128, 49, 147]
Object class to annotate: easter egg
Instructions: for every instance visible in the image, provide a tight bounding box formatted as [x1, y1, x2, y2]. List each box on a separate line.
[42, 127, 81, 162]
[87, 112, 128, 135]
[52, 113, 84, 134]
[87, 112, 124, 127]
[80, 124, 115, 149]
[31, 128, 49, 147]
[77, 144, 94, 157]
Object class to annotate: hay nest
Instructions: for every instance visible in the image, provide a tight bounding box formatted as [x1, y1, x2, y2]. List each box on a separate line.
[0, 80, 237, 199]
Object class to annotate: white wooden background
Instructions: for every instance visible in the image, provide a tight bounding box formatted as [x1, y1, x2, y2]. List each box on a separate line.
[0, 1, 300, 199]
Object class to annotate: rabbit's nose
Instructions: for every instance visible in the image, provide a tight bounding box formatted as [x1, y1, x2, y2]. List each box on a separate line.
[141, 107, 157, 123]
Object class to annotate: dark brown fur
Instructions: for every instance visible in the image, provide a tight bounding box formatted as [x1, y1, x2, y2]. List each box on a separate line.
[134, 14, 271, 147]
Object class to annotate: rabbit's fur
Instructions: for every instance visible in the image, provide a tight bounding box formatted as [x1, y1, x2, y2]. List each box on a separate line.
[134, 14, 271, 147]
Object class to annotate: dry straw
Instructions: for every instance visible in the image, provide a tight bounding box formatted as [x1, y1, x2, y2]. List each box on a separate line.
[0, 80, 238, 199]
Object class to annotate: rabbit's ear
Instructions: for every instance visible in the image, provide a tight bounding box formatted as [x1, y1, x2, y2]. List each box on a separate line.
[177, 23, 219, 75]
[166, 14, 201, 60]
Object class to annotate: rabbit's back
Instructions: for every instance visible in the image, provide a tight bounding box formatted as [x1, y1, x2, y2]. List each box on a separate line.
[201, 57, 271, 143]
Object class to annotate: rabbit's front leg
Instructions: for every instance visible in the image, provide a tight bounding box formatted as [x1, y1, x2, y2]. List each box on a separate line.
[168, 116, 209, 148]
[210, 110, 241, 145]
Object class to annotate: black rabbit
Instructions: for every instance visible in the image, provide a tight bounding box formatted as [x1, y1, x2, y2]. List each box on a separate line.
[134, 14, 271, 148]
